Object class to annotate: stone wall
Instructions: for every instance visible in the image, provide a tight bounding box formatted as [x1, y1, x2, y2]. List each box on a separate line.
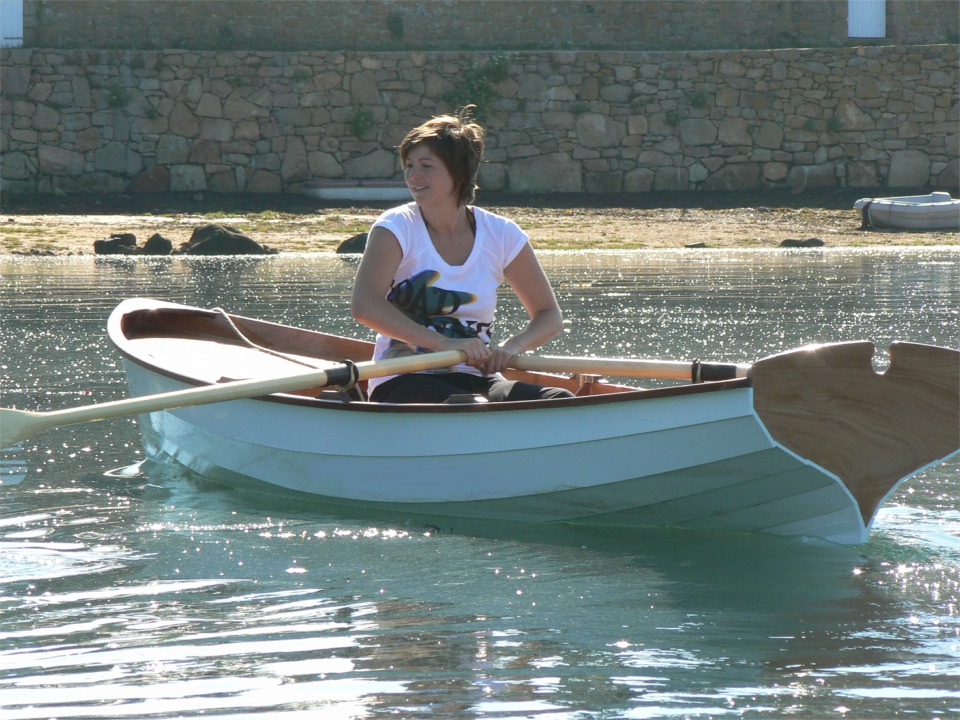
[1, 44, 957, 197]
[21, 0, 960, 52]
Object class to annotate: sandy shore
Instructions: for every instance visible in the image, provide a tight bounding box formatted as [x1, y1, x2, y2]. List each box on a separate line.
[1, 190, 956, 255]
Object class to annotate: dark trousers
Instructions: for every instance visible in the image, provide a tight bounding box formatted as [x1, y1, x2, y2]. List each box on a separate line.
[370, 371, 575, 404]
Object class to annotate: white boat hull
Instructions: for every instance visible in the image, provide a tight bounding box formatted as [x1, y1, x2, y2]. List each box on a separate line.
[122, 358, 867, 544]
[855, 192, 960, 231]
[108, 299, 959, 546]
[303, 181, 410, 202]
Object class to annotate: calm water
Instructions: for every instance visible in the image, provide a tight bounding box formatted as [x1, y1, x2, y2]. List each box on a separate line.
[0, 249, 958, 719]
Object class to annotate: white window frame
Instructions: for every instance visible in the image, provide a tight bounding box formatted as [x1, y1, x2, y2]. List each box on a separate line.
[848, 0, 886, 39]
[1, 0, 24, 47]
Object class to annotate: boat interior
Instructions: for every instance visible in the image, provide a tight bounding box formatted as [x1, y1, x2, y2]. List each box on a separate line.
[114, 304, 750, 407]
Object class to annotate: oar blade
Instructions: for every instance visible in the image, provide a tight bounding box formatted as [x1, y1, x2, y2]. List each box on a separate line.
[0, 408, 49, 448]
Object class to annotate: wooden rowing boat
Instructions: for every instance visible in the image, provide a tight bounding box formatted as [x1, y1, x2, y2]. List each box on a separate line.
[106, 298, 959, 545]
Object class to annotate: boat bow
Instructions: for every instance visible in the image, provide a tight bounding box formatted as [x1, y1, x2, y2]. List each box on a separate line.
[752, 341, 960, 530]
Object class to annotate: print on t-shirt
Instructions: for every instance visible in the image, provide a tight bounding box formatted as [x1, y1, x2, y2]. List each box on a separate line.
[387, 269, 482, 342]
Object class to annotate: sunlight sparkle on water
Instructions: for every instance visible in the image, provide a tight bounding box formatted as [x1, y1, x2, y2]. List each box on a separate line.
[0, 250, 957, 719]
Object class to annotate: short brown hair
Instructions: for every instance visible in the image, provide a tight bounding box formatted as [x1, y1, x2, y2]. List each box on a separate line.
[399, 107, 485, 206]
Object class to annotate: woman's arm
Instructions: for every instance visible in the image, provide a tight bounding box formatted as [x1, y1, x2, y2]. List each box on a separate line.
[480, 242, 564, 373]
[351, 226, 492, 365]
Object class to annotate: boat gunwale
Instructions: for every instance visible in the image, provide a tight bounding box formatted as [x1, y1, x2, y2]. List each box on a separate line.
[108, 300, 752, 415]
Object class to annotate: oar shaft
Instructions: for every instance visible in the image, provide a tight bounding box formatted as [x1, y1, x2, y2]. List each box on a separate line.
[52, 350, 467, 425]
[510, 355, 751, 381]
[43, 368, 336, 427]
[1, 348, 747, 448]
[1, 350, 466, 447]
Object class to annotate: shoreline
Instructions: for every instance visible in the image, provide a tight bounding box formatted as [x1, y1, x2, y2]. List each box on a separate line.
[2, 189, 957, 255]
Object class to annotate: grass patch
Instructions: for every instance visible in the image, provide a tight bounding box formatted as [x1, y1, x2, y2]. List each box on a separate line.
[321, 215, 371, 234]
[0, 226, 47, 237]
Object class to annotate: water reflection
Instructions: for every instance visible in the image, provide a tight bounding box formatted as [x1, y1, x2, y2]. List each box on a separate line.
[0, 249, 957, 718]
[1, 469, 949, 719]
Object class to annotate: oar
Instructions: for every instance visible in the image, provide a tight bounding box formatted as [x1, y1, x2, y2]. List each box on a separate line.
[1, 350, 750, 447]
[511, 355, 751, 382]
[0, 350, 467, 447]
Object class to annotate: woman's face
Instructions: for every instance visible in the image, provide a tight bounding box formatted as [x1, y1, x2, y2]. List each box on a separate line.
[404, 144, 457, 206]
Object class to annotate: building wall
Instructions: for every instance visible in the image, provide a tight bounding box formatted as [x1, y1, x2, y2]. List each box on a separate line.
[20, 0, 960, 52]
[2, 44, 957, 197]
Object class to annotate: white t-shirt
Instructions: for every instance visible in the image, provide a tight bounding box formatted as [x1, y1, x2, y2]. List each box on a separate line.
[366, 202, 528, 394]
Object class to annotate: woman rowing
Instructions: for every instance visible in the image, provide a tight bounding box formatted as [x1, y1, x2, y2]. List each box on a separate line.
[351, 107, 573, 404]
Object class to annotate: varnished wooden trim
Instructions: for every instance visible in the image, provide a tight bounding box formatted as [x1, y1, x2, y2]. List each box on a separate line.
[752, 341, 960, 528]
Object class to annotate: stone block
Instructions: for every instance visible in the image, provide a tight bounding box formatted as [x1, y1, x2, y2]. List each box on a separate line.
[281, 135, 309, 183]
[887, 149, 930, 187]
[508, 153, 582, 192]
[740, 91, 770, 109]
[937, 159, 959, 192]
[837, 99, 876, 131]
[72, 77, 93, 106]
[718, 117, 752, 145]
[754, 121, 784, 150]
[196, 93, 223, 118]
[855, 76, 883, 98]
[207, 169, 238, 193]
[308, 151, 344, 178]
[244, 170, 281, 193]
[576, 113, 624, 148]
[95, 142, 143, 176]
[200, 118, 233, 142]
[234, 119, 261, 142]
[342, 148, 398, 179]
[636, 150, 674, 167]
[624, 167, 654, 192]
[224, 96, 267, 120]
[32, 105, 60, 132]
[169, 102, 200, 137]
[689, 163, 709, 183]
[928, 70, 954, 88]
[653, 167, 688, 191]
[1, 151, 35, 180]
[157, 135, 190, 164]
[600, 84, 632, 103]
[578, 77, 599, 101]
[0, 66, 31, 97]
[188, 139, 221, 164]
[701, 162, 760, 191]
[60, 172, 125, 194]
[762, 161, 789, 181]
[847, 161, 879, 188]
[679, 119, 717, 146]
[585, 171, 623, 193]
[350, 70, 380, 104]
[944, 133, 958, 157]
[718, 60, 746, 77]
[716, 87, 740, 108]
[786, 164, 837, 192]
[38, 145, 84, 175]
[75, 127, 101, 152]
[514, 74, 546, 100]
[478, 162, 506, 192]
[170, 164, 208, 191]
[627, 115, 648, 135]
[131, 165, 170, 192]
